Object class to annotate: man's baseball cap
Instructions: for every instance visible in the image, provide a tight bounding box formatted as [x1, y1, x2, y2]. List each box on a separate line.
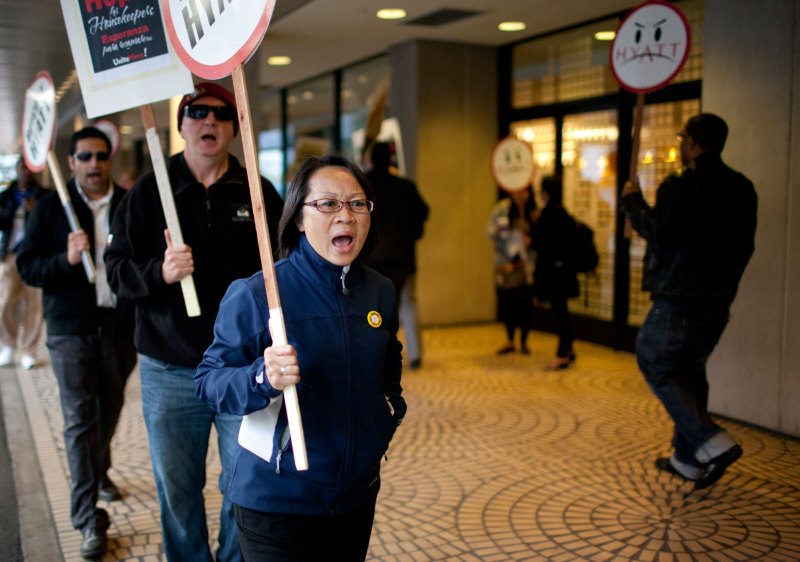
[177, 82, 238, 136]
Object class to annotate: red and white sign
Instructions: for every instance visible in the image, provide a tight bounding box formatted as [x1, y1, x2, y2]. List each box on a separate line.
[164, 0, 275, 79]
[610, 1, 691, 94]
[491, 137, 534, 193]
[21, 71, 57, 173]
[93, 119, 121, 155]
[59, 0, 193, 118]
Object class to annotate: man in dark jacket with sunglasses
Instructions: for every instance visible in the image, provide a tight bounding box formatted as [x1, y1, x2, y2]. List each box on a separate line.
[17, 127, 136, 560]
[106, 82, 283, 562]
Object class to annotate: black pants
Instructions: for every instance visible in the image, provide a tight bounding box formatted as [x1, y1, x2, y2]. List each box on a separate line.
[234, 502, 376, 562]
[549, 296, 574, 357]
[497, 285, 534, 345]
[47, 308, 136, 531]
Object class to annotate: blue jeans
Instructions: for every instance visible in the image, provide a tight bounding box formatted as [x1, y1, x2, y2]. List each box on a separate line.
[139, 355, 243, 562]
[636, 298, 731, 467]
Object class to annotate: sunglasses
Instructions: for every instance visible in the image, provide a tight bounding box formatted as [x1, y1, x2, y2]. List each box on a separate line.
[73, 151, 110, 162]
[184, 104, 236, 122]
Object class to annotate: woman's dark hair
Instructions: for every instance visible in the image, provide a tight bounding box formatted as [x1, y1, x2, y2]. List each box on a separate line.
[507, 184, 537, 222]
[540, 175, 563, 206]
[69, 126, 112, 155]
[278, 154, 377, 259]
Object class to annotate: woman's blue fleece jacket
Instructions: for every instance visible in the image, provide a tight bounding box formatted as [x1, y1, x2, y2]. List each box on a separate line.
[195, 234, 407, 515]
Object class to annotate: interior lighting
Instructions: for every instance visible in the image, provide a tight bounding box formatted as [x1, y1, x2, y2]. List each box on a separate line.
[594, 31, 616, 41]
[268, 56, 292, 66]
[377, 9, 406, 20]
[120, 125, 134, 135]
[666, 147, 678, 163]
[499, 22, 526, 32]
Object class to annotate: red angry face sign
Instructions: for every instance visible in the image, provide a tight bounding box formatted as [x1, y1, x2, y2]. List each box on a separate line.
[491, 137, 534, 193]
[610, 1, 691, 94]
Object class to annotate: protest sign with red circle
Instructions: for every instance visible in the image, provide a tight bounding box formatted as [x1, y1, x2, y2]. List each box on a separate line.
[163, 0, 275, 79]
[491, 137, 535, 193]
[610, 0, 691, 94]
[21, 71, 57, 173]
[93, 119, 121, 155]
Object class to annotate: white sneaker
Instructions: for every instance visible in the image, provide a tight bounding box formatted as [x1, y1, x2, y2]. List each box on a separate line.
[0, 346, 14, 367]
[20, 354, 37, 370]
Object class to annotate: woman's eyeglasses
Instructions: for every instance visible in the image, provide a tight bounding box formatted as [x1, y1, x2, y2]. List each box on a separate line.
[73, 151, 110, 162]
[303, 199, 374, 213]
[184, 104, 236, 122]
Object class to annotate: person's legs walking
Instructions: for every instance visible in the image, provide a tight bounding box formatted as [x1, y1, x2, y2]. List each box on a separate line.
[19, 281, 43, 358]
[637, 299, 734, 466]
[140, 355, 214, 562]
[551, 297, 573, 358]
[214, 411, 244, 562]
[47, 335, 103, 531]
[0, 255, 22, 362]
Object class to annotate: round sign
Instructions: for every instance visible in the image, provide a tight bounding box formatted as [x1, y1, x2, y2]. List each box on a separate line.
[610, 0, 691, 94]
[21, 71, 57, 173]
[491, 137, 534, 193]
[92, 119, 121, 156]
[164, 0, 275, 79]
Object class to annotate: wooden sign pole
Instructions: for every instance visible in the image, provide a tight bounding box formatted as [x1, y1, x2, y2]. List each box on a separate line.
[624, 93, 645, 239]
[139, 104, 201, 317]
[232, 65, 308, 471]
[46, 151, 96, 283]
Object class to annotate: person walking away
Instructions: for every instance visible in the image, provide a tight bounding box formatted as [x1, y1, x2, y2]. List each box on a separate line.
[0, 157, 47, 369]
[364, 142, 429, 369]
[105, 82, 284, 562]
[195, 154, 406, 561]
[16, 127, 136, 559]
[487, 185, 537, 354]
[531, 176, 579, 370]
[621, 113, 757, 490]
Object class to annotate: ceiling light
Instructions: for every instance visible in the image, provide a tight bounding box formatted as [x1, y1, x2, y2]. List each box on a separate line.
[594, 31, 616, 41]
[120, 125, 134, 135]
[302, 91, 314, 101]
[498, 21, 526, 32]
[268, 56, 292, 66]
[377, 9, 406, 20]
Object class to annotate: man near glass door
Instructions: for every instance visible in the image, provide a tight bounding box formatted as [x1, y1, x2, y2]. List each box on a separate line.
[621, 113, 757, 490]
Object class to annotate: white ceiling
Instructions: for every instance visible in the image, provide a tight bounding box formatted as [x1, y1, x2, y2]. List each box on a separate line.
[0, 0, 635, 155]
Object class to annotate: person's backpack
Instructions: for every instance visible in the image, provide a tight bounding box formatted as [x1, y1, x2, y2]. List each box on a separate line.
[572, 219, 599, 273]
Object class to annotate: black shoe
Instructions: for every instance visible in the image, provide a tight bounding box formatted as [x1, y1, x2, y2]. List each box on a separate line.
[80, 509, 110, 559]
[409, 358, 422, 370]
[98, 476, 123, 502]
[497, 343, 515, 355]
[655, 457, 697, 482]
[695, 445, 742, 490]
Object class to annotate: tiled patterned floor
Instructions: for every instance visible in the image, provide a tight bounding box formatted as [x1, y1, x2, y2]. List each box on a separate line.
[13, 324, 800, 561]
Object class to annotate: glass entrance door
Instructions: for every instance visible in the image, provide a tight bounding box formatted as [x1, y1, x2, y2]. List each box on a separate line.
[561, 110, 618, 321]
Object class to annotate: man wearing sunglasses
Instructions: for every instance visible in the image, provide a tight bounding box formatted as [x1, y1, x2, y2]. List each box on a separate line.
[17, 127, 136, 559]
[106, 82, 284, 562]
